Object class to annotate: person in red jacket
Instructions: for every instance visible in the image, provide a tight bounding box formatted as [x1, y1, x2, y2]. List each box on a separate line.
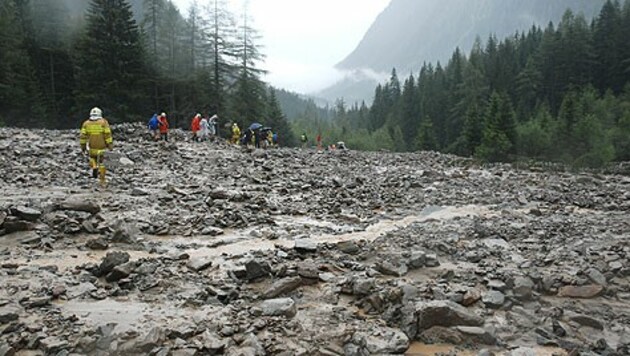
[191, 113, 201, 142]
[158, 112, 169, 141]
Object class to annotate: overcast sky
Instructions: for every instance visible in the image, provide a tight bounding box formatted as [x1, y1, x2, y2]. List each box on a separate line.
[171, 0, 390, 93]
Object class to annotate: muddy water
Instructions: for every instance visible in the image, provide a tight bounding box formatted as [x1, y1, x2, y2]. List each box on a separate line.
[10, 204, 494, 270]
[55, 298, 226, 334]
[406, 342, 567, 356]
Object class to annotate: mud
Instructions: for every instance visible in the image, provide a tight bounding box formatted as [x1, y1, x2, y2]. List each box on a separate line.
[0, 123, 629, 355]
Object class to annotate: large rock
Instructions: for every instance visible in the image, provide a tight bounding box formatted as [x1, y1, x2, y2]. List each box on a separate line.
[337, 240, 360, 255]
[359, 327, 410, 354]
[97, 251, 130, 277]
[416, 300, 484, 331]
[262, 277, 302, 299]
[39, 337, 69, 354]
[513, 276, 535, 300]
[482, 290, 505, 309]
[259, 298, 296, 318]
[558, 284, 604, 298]
[454, 326, 497, 345]
[375, 260, 408, 277]
[12, 206, 41, 221]
[462, 288, 482, 306]
[58, 198, 101, 214]
[105, 262, 134, 282]
[244, 259, 271, 281]
[586, 268, 607, 286]
[568, 314, 604, 330]
[187, 256, 213, 272]
[0, 304, 22, 323]
[294, 238, 318, 253]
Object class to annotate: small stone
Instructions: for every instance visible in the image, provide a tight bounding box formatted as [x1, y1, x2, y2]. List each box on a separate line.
[201, 226, 224, 236]
[297, 262, 320, 279]
[22, 296, 51, 308]
[361, 327, 410, 354]
[131, 187, 149, 196]
[12, 206, 42, 221]
[416, 300, 484, 330]
[609, 261, 623, 272]
[244, 259, 271, 281]
[97, 251, 130, 277]
[262, 277, 302, 299]
[375, 260, 408, 277]
[487, 279, 508, 292]
[586, 268, 607, 286]
[51, 285, 66, 298]
[58, 198, 101, 214]
[513, 276, 535, 300]
[39, 337, 69, 353]
[86, 237, 109, 250]
[294, 238, 317, 253]
[462, 288, 482, 306]
[353, 278, 375, 296]
[0, 342, 15, 356]
[455, 326, 497, 345]
[105, 262, 133, 282]
[482, 290, 505, 309]
[425, 254, 440, 267]
[407, 251, 426, 269]
[568, 314, 604, 330]
[187, 257, 213, 272]
[259, 298, 296, 318]
[0, 304, 21, 323]
[558, 284, 604, 299]
[337, 241, 360, 255]
[119, 157, 134, 166]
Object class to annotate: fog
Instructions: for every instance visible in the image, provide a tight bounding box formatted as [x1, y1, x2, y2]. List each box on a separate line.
[171, 0, 390, 93]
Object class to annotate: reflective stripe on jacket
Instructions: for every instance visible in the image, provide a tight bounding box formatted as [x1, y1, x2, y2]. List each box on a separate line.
[80, 118, 112, 151]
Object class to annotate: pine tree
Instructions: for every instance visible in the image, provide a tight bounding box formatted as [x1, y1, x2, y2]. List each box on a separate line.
[229, 4, 266, 125]
[593, 0, 623, 93]
[475, 92, 516, 162]
[204, 0, 237, 115]
[0, 0, 45, 127]
[74, 0, 149, 122]
[266, 88, 297, 147]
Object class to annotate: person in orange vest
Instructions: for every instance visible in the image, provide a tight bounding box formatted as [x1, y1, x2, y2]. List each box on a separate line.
[191, 113, 201, 142]
[80, 107, 113, 182]
[158, 112, 169, 141]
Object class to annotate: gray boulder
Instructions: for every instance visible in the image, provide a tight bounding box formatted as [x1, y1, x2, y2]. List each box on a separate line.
[416, 300, 484, 331]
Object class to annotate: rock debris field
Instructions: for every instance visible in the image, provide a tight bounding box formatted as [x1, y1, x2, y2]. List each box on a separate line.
[0, 124, 629, 356]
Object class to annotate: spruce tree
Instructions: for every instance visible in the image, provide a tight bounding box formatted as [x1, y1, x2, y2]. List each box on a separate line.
[74, 0, 149, 122]
[266, 88, 297, 147]
[476, 92, 516, 162]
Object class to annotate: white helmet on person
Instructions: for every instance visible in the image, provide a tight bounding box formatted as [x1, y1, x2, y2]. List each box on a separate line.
[89, 107, 103, 120]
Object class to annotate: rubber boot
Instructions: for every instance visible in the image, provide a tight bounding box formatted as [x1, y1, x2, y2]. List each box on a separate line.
[99, 165, 106, 186]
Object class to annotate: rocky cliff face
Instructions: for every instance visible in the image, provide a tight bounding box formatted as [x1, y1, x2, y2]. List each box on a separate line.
[338, 0, 606, 72]
[318, 0, 606, 104]
[0, 124, 629, 355]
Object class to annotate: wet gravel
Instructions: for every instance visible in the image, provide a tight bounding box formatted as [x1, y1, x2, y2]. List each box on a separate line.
[0, 123, 629, 356]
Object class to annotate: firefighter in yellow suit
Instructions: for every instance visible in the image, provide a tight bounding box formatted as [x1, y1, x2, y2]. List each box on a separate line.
[80, 107, 113, 184]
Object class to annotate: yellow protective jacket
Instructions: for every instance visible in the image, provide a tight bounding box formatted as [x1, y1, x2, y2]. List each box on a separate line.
[80, 118, 113, 154]
[232, 125, 241, 137]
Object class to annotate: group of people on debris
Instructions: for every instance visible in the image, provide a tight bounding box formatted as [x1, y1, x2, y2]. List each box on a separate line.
[78, 107, 340, 184]
[147, 112, 219, 142]
[231, 122, 278, 148]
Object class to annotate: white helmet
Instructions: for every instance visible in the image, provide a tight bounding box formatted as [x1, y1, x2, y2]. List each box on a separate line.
[90, 107, 103, 120]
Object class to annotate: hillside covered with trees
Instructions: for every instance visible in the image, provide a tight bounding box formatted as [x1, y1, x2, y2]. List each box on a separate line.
[0, 0, 296, 145]
[294, 0, 630, 167]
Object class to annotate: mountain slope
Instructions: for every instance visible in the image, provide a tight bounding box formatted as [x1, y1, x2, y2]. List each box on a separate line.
[338, 0, 606, 73]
